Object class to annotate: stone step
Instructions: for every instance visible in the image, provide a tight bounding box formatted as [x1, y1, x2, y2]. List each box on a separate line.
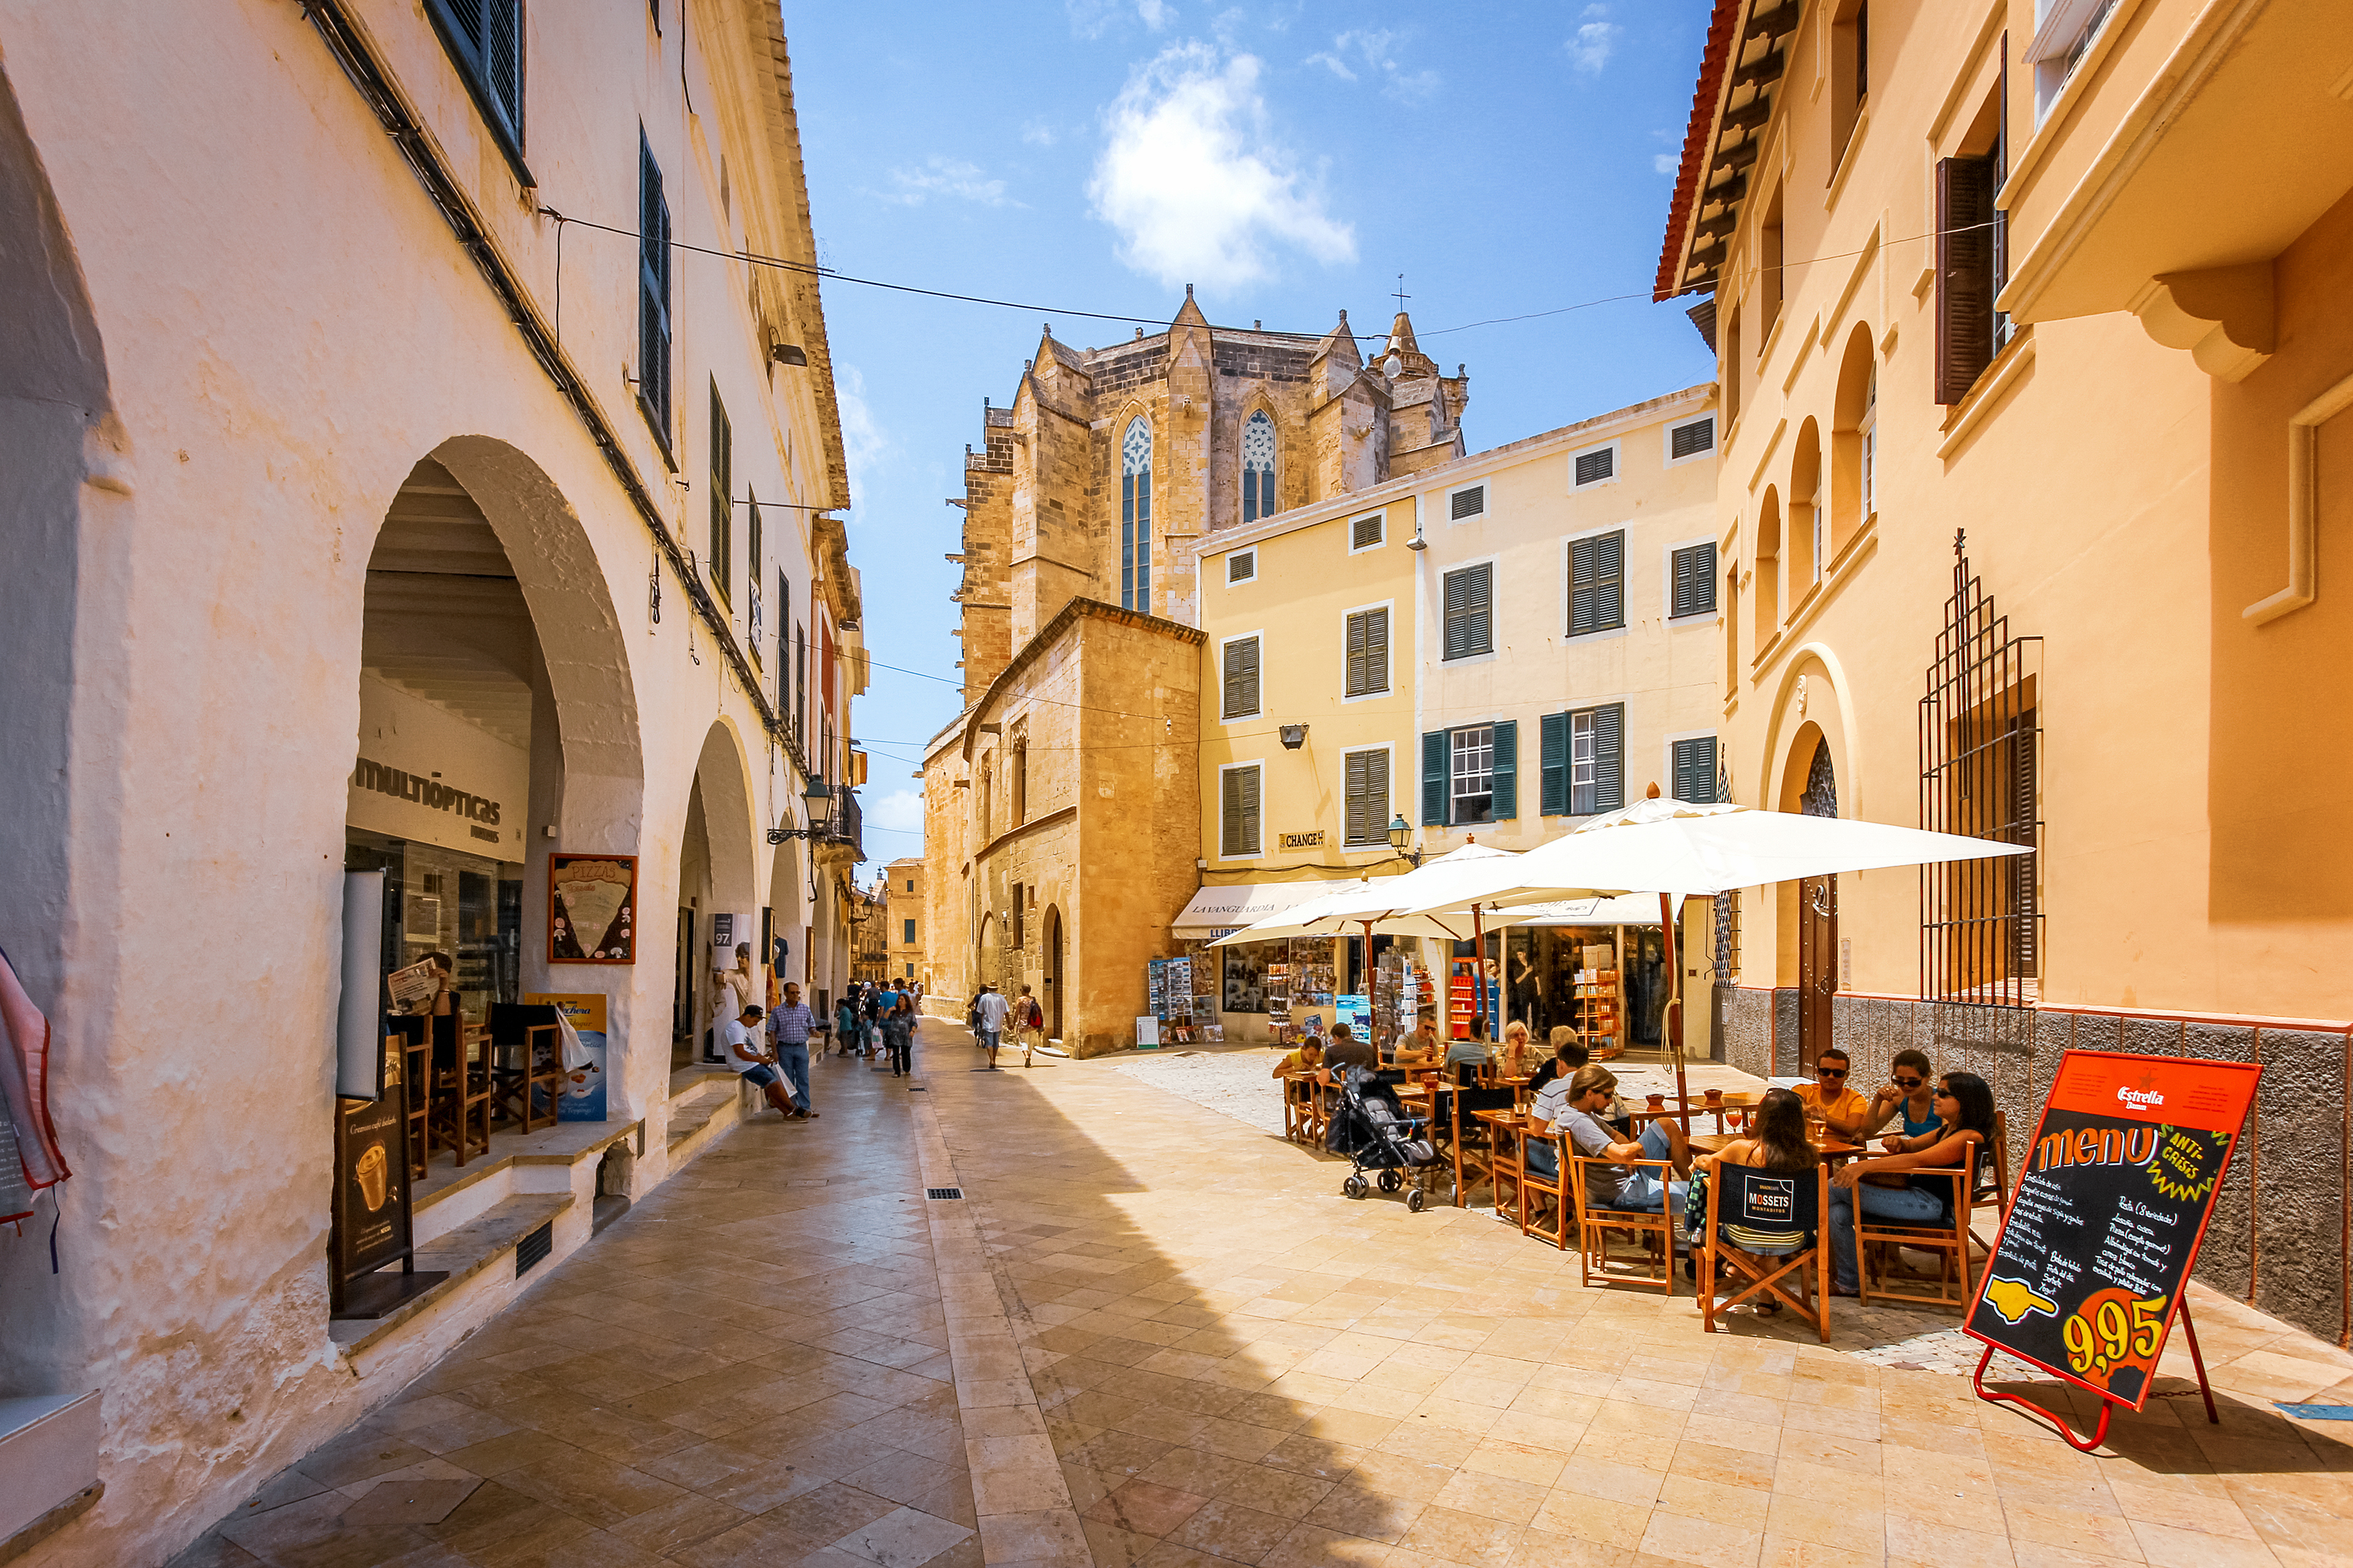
[329, 1192, 573, 1360]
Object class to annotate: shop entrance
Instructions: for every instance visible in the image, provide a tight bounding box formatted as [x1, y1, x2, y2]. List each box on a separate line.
[1796, 739, 1839, 1069]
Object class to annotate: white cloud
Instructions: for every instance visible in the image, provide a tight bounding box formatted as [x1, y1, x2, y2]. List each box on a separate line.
[1653, 152, 1679, 175]
[883, 157, 1013, 208]
[1020, 118, 1058, 147]
[1566, 4, 1621, 75]
[1308, 28, 1437, 103]
[1068, 0, 1176, 38]
[834, 366, 884, 497]
[1089, 43, 1357, 290]
[868, 788, 923, 839]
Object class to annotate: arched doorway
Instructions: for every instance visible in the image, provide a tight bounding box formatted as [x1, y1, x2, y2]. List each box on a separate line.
[1043, 907, 1065, 1040]
[346, 442, 642, 1121]
[1796, 739, 1838, 1069]
[676, 722, 759, 1067]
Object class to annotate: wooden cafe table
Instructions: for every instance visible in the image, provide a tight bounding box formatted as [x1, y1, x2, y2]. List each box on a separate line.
[1687, 1129, 1867, 1163]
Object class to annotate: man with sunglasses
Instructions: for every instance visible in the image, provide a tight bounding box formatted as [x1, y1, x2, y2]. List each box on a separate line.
[1795, 1048, 1872, 1139]
[1862, 1048, 1942, 1147]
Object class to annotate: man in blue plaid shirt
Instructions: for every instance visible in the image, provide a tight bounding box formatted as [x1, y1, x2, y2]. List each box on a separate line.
[768, 982, 820, 1120]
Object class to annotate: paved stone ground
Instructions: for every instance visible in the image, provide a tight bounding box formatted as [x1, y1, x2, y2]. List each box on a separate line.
[179, 1021, 2353, 1568]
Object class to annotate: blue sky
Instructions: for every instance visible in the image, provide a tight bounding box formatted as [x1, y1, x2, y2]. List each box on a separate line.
[785, 1, 1720, 872]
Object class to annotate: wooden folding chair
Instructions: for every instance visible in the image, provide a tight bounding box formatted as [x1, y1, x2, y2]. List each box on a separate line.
[1570, 1155, 1680, 1293]
[1858, 1161, 1979, 1311]
[1700, 1164, 1831, 1339]
[1444, 1087, 1517, 1208]
[490, 1003, 566, 1134]
[1520, 1130, 1572, 1249]
[1283, 1074, 1316, 1143]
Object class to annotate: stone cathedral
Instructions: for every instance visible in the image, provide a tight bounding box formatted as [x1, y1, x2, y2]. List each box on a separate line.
[920, 290, 1470, 1055]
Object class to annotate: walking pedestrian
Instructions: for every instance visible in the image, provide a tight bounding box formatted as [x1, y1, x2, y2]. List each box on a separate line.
[1014, 984, 1045, 1067]
[768, 982, 820, 1118]
[975, 984, 1009, 1070]
[834, 992, 861, 1058]
[883, 984, 915, 1077]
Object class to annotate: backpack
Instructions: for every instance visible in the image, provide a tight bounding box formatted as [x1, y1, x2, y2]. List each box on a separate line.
[1022, 997, 1043, 1029]
[967, 997, 984, 1030]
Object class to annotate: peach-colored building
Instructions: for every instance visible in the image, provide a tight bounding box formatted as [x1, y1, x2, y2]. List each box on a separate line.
[0, 4, 867, 1563]
[1659, 0, 2353, 1339]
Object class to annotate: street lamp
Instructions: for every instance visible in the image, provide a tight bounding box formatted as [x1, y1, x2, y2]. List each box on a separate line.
[766, 780, 838, 844]
[1387, 813, 1423, 868]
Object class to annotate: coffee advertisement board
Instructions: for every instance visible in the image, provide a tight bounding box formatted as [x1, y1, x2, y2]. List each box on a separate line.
[330, 1089, 411, 1297]
[1964, 1050, 2260, 1408]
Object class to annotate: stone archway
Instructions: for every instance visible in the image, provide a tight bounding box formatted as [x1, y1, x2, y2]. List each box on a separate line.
[675, 720, 761, 1064]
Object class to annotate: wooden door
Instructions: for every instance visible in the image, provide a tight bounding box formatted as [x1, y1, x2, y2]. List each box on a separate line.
[1045, 911, 1064, 1039]
[1796, 874, 1837, 1070]
[672, 905, 695, 1067]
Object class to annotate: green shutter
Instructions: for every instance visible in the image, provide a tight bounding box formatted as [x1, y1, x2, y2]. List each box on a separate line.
[1491, 720, 1519, 821]
[1595, 704, 1624, 811]
[1540, 711, 1569, 815]
[1421, 731, 1448, 827]
[1671, 737, 1713, 803]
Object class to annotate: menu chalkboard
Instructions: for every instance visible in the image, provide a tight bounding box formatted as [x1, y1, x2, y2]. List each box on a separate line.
[1965, 1050, 2260, 1409]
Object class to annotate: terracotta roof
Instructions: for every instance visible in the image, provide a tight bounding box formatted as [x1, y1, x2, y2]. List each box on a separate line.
[1654, 0, 1744, 302]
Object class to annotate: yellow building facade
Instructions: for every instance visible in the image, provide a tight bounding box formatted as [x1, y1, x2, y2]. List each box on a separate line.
[1659, 0, 2353, 1339]
[1193, 387, 1724, 1044]
[885, 855, 926, 988]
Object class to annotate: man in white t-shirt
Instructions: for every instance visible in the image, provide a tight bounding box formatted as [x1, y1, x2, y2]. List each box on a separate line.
[723, 1005, 793, 1117]
[975, 985, 1010, 1070]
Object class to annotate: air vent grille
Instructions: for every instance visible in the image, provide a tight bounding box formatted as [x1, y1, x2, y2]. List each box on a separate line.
[1575, 448, 1617, 486]
[1449, 485, 1485, 521]
[1351, 514, 1384, 550]
[515, 1221, 553, 1277]
[1228, 552, 1256, 583]
[926, 1187, 965, 1200]
[1671, 418, 1716, 458]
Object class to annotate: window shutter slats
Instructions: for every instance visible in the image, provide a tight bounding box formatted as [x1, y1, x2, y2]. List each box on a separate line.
[1222, 637, 1259, 719]
[1671, 737, 1713, 803]
[1671, 418, 1715, 459]
[1671, 543, 1718, 618]
[1222, 768, 1261, 857]
[1936, 156, 1996, 404]
[1490, 720, 1519, 821]
[1575, 448, 1616, 486]
[1540, 711, 1569, 816]
[1343, 749, 1389, 845]
[1449, 485, 1484, 520]
[1443, 565, 1491, 659]
[1595, 704, 1624, 812]
[1366, 608, 1387, 693]
[1352, 514, 1384, 550]
[1570, 532, 1624, 636]
[1345, 612, 1367, 698]
[1421, 731, 1449, 827]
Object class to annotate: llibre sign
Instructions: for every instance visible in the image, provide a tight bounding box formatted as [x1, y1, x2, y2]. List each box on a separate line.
[1965, 1049, 2260, 1448]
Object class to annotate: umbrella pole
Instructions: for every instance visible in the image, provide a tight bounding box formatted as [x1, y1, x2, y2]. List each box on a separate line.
[1360, 920, 1377, 1050]
[1472, 905, 1488, 1040]
[1660, 892, 1689, 1133]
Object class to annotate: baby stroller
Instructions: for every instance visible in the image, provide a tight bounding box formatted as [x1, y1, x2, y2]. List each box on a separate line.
[1328, 1067, 1442, 1212]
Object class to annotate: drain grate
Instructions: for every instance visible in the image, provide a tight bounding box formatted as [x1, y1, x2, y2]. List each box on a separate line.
[925, 1187, 965, 1201]
[515, 1221, 554, 1277]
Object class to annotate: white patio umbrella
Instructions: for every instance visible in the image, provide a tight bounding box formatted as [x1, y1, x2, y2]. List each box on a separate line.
[1386, 790, 2034, 1120]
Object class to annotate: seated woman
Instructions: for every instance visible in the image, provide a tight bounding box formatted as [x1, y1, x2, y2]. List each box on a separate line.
[1498, 1020, 1536, 1080]
[1693, 1087, 1819, 1311]
[1523, 1065, 1690, 1210]
[1861, 1048, 1940, 1146]
[1827, 1071, 1997, 1296]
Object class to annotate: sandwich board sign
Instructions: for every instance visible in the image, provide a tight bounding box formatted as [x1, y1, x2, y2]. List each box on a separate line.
[1964, 1050, 2260, 1448]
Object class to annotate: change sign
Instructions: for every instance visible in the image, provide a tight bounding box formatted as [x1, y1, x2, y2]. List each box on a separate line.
[1966, 1050, 2260, 1409]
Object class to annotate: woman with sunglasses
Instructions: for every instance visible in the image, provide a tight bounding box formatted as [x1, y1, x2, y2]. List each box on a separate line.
[1827, 1071, 1997, 1295]
[1862, 1048, 1940, 1148]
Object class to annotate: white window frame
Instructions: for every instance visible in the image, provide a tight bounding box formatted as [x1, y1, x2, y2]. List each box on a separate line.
[1438, 553, 1501, 666]
[1448, 723, 1498, 828]
[1661, 534, 1722, 624]
[1559, 525, 1630, 645]
[1339, 742, 1396, 850]
[1341, 597, 1396, 703]
[1219, 630, 1266, 725]
[1216, 760, 1265, 861]
[1663, 728, 1720, 805]
[1568, 438, 1623, 491]
[1347, 511, 1388, 555]
[1443, 479, 1490, 525]
[1225, 549, 1257, 585]
[1663, 415, 1717, 468]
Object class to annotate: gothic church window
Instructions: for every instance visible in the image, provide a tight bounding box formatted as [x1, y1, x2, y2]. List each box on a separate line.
[1242, 410, 1277, 525]
[1121, 418, 1152, 612]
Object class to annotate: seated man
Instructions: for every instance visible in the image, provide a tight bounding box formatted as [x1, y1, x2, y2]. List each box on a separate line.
[1442, 1015, 1492, 1084]
[1524, 1065, 1690, 1214]
[1794, 1047, 1872, 1139]
[1389, 1013, 1443, 1069]
[722, 1005, 795, 1118]
[1319, 1021, 1378, 1079]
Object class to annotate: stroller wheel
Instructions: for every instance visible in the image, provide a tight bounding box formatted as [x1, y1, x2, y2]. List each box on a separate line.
[1343, 1175, 1367, 1200]
[1379, 1169, 1402, 1193]
[1408, 1188, 1428, 1213]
